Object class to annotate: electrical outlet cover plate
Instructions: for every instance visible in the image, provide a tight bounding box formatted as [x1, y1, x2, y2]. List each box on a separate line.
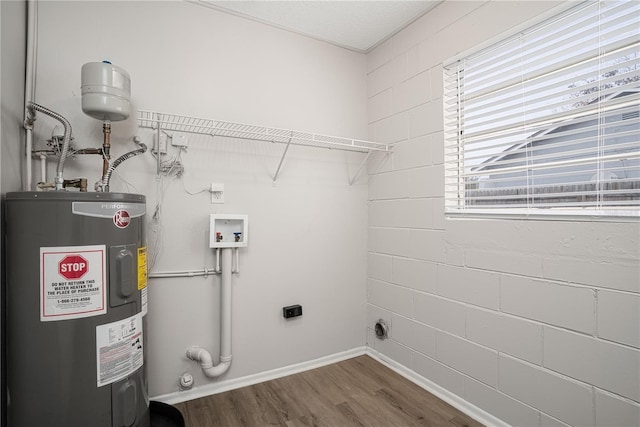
[210, 183, 224, 204]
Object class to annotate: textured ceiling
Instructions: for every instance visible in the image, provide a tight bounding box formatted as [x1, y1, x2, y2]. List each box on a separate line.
[196, 1, 440, 53]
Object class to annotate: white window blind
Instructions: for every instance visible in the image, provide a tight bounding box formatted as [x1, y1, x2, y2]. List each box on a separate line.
[443, 0, 640, 219]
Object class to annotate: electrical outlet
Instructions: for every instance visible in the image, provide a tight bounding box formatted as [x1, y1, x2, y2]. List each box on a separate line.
[210, 183, 224, 204]
[283, 305, 302, 319]
[152, 134, 168, 155]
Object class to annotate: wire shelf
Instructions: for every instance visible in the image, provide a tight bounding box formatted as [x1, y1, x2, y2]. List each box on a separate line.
[137, 110, 390, 153]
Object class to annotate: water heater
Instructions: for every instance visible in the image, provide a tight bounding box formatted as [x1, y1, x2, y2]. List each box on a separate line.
[81, 61, 131, 122]
[4, 192, 150, 427]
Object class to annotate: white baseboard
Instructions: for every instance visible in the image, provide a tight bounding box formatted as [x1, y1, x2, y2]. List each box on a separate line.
[366, 348, 509, 427]
[151, 346, 367, 405]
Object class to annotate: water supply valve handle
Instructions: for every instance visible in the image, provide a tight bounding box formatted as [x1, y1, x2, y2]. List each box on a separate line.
[233, 232, 242, 242]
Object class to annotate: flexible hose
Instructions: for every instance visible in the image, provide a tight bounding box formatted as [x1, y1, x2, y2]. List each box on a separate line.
[28, 102, 72, 190]
[100, 143, 147, 191]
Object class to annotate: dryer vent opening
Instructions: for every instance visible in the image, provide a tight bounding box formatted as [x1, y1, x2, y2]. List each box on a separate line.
[374, 319, 388, 339]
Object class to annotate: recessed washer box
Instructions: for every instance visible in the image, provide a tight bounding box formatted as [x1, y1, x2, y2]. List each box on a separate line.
[209, 214, 248, 248]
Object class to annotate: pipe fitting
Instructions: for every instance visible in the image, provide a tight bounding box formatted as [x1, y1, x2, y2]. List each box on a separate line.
[179, 373, 194, 390]
[186, 345, 231, 378]
[28, 103, 73, 191]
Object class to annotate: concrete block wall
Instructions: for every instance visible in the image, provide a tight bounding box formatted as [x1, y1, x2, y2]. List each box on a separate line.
[366, 1, 640, 426]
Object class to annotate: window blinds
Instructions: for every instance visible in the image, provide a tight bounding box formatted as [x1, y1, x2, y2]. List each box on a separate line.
[443, 0, 640, 219]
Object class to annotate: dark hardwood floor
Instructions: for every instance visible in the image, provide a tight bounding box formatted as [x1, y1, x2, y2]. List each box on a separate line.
[174, 355, 484, 427]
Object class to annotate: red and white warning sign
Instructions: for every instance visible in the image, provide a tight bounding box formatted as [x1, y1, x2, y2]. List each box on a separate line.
[96, 313, 144, 387]
[40, 245, 107, 322]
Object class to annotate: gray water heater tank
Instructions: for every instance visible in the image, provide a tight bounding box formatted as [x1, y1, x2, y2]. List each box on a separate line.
[4, 191, 150, 427]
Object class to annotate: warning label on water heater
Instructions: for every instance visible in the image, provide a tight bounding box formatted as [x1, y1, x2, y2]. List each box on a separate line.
[40, 245, 107, 322]
[96, 313, 144, 387]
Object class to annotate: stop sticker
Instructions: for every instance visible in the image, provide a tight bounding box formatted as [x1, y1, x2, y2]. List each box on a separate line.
[58, 254, 88, 280]
[41, 244, 107, 321]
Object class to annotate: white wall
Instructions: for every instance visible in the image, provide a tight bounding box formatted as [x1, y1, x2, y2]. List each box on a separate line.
[1, 1, 27, 423]
[1, 0, 26, 194]
[366, 1, 640, 426]
[33, 1, 368, 398]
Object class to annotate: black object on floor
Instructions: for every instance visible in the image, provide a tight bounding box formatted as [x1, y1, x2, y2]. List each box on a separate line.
[150, 401, 185, 427]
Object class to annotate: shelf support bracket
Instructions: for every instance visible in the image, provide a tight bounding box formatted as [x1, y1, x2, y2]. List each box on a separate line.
[272, 133, 293, 182]
[348, 151, 374, 186]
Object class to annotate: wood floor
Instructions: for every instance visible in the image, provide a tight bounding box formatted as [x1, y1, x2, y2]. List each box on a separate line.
[174, 355, 484, 427]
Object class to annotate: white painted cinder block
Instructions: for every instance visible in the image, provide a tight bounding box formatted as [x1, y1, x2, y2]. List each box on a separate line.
[431, 197, 446, 231]
[597, 290, 640, 348]
[406, 46, 420, 81]
[367, 228, 376, 252]
[392, 256, 437, 294]
[430, 65, 444, 101]
[372, 333, 413, 367]
[464, 377, 541, 427]
[436, 264, 499, 310]
[412, 352, 465, 398]
[430, 130, 445, 166]
[366, 304, 394, 341]
[539, 413, 571, 427]
[394, 199, 433, 229]
[500, 275, 595, 334]
[409, 165, 444, 198]
[433, 0, 488, 34]
[368, 59, 396, 98]
[392, 135, 432, 170]
[466, 307, 543, 365]
[410, 229, 446, 263]
[367, 252, 392, 282]
[371, 227, 412, 257]
[407, 100, 442, 138]
[369, 112, 409, 145]
[392, 10, 437, 59]
[392, 314, 436, 358]
[367, 37, 393, 73]
[444, 238, 465, 266]
[368, 200, 396, 228]
[368, 170, 409, 200]
[413, 292, 466, 337]
[417, 35, 442, 75]
[391, 53, 408, 86]
[368, 279, 413, 316]
[393, 71, 430, 114]
[543, 326, 640, 402]
[368, 88, 394, 123]
[436, 331, 498, 388]
[498, 354, 594, 427]
[543, 256, 640, 293]
[595, 389, 640, 427]
[465, 248, 543, 278]
[366, 71, 376, 98]
[367, 149, 393, 175]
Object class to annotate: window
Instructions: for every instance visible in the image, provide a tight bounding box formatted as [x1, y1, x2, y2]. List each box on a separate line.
[443, 0, 639, 219]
